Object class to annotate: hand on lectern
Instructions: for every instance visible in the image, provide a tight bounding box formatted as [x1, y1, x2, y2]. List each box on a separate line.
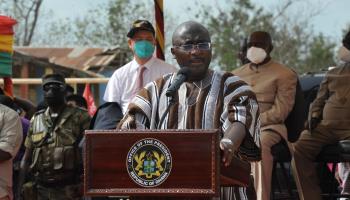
[220, 122, 246, 166]
[220, 138, 235, 167]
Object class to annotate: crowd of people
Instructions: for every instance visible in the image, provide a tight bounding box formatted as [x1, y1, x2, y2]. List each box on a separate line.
[0, 19, 349, 200]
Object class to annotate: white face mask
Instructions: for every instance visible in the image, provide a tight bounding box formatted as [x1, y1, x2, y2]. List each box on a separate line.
[337, 45, 350, 63]
[247, 47, 267, 64]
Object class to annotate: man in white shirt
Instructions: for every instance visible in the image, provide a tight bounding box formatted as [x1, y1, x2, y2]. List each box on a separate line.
[0, 104, 22, 200]
[104, 19, 177, 113]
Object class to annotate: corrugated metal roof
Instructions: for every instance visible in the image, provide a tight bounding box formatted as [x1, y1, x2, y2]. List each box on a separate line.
[13, 50, 104, 78]
[14, 47, 125, 71]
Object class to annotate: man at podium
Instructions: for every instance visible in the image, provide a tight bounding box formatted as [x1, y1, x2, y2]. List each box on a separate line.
[119, 21, 261, 200]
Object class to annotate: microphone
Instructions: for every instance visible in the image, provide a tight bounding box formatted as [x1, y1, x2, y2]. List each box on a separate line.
[166, 67, 191, 98]
[158, 67, 190, 129]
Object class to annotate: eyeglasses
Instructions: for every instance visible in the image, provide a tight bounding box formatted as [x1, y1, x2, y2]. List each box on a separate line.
[174, 42, 211, 52]
[43, 83, 65, 92]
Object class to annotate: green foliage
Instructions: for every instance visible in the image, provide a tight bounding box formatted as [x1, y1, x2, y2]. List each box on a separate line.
[196, 0, 337, 74]
[36, 0, 152, 49]
[107, 0, 153, 49]
[35, 0, 180, 64]
[0, 0, 44, 46]
[197, 0, 275, 71]
[303, 34, 336, 72]
[1, 0, 339, 73]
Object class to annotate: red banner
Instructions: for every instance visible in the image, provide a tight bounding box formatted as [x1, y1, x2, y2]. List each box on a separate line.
[83, 84, 97, 116]
[3, 77, 13, 97]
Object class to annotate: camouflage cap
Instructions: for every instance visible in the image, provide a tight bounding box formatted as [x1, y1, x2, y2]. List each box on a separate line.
[127, 19, 155, 38]
[42, 73, 66, 86]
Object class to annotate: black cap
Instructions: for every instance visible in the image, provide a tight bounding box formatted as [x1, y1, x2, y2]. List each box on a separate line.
[42, 73, 66, 86]
[343, 30, 350, 50]
[127, 20, 155, 38]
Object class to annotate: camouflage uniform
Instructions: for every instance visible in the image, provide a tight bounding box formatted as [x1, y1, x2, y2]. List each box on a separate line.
[24, 105, 90, 200]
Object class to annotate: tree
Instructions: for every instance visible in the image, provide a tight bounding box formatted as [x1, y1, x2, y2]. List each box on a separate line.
[34, 0, 177, 64]
[107, 0, 152, 49]
[0, 0, 43, 46]
[303, 34, 336, 72]
[194, 0, 336, 74]
[36, 0, 153, 49]
[191, 0, 273, 71]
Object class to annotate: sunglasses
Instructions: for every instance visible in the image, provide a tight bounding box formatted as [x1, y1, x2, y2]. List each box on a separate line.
[43, 83, 65, 92]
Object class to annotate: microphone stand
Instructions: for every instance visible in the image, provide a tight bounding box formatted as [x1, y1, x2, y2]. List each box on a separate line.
[157, 95, 176, 129]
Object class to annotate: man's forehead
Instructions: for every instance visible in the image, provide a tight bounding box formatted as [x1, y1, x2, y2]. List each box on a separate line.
[181, 34, 207, 42]
[173, 21, 210, 44]
[174, 31, 210, 45]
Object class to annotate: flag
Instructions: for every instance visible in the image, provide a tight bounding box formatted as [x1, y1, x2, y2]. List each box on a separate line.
[0, 15, 17, 35]
[83, 84, 97, 116]
[0, 15, 16, 53]
[0, 52, 12, 77]
[0, 16, 16, 97]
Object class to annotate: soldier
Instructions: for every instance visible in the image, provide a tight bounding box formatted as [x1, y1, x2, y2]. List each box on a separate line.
[17, 74, 91, 200]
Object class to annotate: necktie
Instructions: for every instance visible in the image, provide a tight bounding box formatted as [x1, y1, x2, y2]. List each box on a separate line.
[135, 65, 146, 93]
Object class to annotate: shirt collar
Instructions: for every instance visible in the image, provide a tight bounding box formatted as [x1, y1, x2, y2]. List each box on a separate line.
[132, 56, 157, 71]
[248, 59, 273, 72]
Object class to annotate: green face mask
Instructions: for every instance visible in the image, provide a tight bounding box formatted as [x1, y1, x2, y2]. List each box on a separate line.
[134, 40, 155, 59]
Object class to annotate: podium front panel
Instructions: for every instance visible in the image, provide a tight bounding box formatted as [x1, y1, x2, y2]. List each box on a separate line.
[84, 129, 220, 197]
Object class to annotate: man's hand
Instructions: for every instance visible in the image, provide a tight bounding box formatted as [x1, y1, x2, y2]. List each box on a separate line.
[310, 117, 320, 130]
[220, 122, 246, 167]
[220, 138, 235, 167]
[305, 117, 320, 131]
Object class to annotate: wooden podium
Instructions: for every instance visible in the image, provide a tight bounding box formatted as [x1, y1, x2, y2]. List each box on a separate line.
[84, 129, 250, 197]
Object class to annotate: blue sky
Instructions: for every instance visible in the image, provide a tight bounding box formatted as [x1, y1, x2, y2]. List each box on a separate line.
[42, 0, 349, 42]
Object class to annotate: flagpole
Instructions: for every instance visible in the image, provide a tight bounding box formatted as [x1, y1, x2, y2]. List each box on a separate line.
[154, 0, 165, 60]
